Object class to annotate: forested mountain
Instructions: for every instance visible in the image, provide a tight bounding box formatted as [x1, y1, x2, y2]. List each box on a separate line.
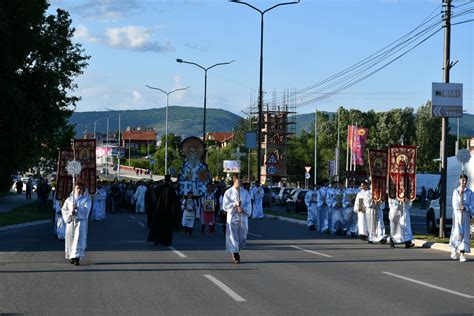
[70, 106, 474, 139]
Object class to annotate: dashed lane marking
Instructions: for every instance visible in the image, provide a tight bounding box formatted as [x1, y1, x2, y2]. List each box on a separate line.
[204, 274, 246, 302]
[290, 245, 333, 258]
[382, 271, 474, 299]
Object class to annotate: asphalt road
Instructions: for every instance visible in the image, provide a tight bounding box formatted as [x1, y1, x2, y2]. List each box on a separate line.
[1, 213, 473, 315]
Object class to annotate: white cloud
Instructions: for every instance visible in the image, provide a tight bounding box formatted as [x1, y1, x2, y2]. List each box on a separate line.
[132, 89, 142, 104]
[104, 26, 174, 52]
[74, 24, 99, 43]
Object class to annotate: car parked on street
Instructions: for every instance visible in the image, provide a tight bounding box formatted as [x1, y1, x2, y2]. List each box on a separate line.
[286, 189, 308, 213]
[274, 187, 294, 205]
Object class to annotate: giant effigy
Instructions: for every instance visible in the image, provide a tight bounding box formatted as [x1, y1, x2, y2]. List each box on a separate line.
[178, 137, 212, 198]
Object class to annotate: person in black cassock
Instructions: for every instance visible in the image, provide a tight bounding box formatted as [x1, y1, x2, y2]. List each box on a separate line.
[147, 175, 181, 246]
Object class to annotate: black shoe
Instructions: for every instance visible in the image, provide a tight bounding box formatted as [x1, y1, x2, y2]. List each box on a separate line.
[368, 241, 373, 244]
[380, 237, 387, 244]
[405, 241, 415, 248]
[359, 235, 368, 241]
[308, 225, 316, 231]
[74, 258, 80, 265]
[70, 259, 75, 264]
[390, 238, 395, 248]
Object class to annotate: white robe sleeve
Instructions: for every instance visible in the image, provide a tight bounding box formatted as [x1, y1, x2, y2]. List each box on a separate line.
[61, 198, 73, 224]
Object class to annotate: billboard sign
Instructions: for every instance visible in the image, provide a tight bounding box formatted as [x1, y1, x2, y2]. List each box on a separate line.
[432, 82, 463, 117]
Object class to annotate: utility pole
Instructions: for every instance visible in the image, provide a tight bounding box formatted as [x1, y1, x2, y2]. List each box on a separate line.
[335, 108, 340, 182]
[439, 0, 451, 238]
[314, 106, 317, 186]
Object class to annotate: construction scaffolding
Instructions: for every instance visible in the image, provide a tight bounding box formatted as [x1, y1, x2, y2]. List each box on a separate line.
[253, 90, 297, 185]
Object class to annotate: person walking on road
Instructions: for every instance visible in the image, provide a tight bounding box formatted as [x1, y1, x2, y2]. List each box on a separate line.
[250, 181, 264, 219]
[134, 181, 147, 213]
[15, 179, 22, 194]
[25, 179, 33, 199]
[304, 184, 321, 231]
[222, 174, 251, 264]
[61, 183, 91, 266]
[147, 175, 181, 246]
[388, 198, 414, 248]
[450, 174, 474, 262]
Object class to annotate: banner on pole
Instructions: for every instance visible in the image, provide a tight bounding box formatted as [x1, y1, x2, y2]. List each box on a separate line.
[388, 145, 417, 201]
[368, 149, 388, 202]
[348, 125, 368, 166]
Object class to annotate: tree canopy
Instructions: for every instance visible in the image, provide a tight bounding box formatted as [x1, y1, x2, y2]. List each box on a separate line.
[0, 1, 89, 190]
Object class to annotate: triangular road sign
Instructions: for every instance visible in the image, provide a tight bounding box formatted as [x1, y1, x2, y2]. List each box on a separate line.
[265, 152, 279, 165]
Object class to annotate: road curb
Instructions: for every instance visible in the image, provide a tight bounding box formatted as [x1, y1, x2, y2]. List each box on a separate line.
[413, 238, 473, 257]
[0, 219, 50, 232]
[265, 214, 473, 257]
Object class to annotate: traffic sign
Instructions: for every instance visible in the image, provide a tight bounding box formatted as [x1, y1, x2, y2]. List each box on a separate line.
[432, 82, 463, 117]
[265, 152, 279, 165]
[305, 172, 310, 179]
[267, 165, 277, 175]
[304, 166, 311, 173]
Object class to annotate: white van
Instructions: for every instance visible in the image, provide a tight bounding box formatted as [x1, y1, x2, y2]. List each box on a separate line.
[426, 155, 474, 234]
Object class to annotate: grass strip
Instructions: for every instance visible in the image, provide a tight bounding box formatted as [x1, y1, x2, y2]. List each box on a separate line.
[0, 201, 53, 227]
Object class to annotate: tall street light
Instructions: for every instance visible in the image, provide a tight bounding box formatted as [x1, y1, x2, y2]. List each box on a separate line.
[146, 85, 189, 175]
[105, 108, 122, 179]
[230, 0, 299, 183]
[176, 58, 235, 143]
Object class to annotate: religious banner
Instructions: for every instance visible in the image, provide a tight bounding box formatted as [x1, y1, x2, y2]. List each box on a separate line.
[55, 148, 74, 200]
[368, 149, 388, 202]
[178, 137, 212, 197]
[388, 145, 417, 201]
[348, 125, 368, 166]
[74, 139, 97, 195]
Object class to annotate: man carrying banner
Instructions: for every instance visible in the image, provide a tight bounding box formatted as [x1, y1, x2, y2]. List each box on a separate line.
[354, 181, 386, 244]
[387, 145, 416, 249]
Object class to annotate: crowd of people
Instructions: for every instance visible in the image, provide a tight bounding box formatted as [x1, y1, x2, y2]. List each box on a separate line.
[51, 173, 473, 266]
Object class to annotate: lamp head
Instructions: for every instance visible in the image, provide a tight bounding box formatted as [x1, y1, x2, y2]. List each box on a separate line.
[176, 58, 183, 63]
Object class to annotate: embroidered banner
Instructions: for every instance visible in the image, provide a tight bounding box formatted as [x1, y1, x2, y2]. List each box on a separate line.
[55, 139, 97, 200]
[74, 139, 97, 195]
[55, 148, 74, 201]
[388, 145, 417, 201]
[348, 125, 368, 166]
[368, 149, 388, 202]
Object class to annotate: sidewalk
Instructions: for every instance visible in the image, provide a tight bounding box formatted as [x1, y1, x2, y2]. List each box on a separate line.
[0, 192, 36, 213]
[264, 213, 473, 257]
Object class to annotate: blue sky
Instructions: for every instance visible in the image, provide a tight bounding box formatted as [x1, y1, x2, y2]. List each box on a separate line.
[49, 0, 473, 116]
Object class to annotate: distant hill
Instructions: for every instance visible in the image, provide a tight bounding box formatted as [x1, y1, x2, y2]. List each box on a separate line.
[70, 106, 244, 139]
[70, 107, 474, 139]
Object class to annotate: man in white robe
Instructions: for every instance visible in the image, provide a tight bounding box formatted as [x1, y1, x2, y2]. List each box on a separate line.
[388, 198, 414, 248]
[343, 180, 359, 237]
[134, 181, 147, 213]
[319, 180, 330, 233]
[354, 181, 386, 243]
[304, 184, 321, 231]
[91, 183, 107, 221]
[61, 183, 91, 265]
[223, 175, 252, 264]
[250, 181, 264, 219]
[331, 182, 345, 235]
[450, 174, 474, 262]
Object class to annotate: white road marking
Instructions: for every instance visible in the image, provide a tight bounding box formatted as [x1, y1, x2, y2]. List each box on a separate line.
[290, 245, 333, 258]
[129, 215, 136, 220]
[204, 274, 246, 302]
[382, 271, 474, 299]
[137, 221, 146, 228]
[248, 232, 262, 238]
[168, 246, 186, 258]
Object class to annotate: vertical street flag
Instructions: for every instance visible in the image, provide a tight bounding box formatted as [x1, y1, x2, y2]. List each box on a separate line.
[348, 125, 368, 166]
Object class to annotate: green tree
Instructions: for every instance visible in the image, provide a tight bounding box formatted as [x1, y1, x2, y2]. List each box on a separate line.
[0, 1, 89, 190]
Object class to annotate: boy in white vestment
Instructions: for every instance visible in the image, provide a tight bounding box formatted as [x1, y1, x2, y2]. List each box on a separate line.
[182, 192, 198, 235]
[450, 174, 474, 262]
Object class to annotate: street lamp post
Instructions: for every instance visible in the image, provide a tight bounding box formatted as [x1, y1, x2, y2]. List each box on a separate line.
[105, 109, 122, 179]
[176, 58, 235, 143]
[146, 85, 189, 175]
[230, 0, 299, 183]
